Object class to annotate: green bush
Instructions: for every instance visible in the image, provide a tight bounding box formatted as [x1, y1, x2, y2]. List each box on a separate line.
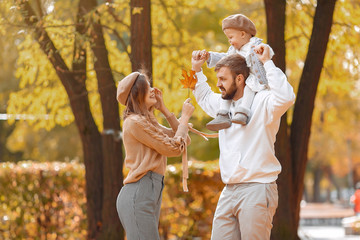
[0, 160, 223, 239]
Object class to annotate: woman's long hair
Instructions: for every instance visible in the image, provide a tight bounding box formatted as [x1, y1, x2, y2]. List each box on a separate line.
[123, 73, 157, 124]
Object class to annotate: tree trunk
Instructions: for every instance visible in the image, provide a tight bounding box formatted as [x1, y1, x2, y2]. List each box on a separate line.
[291, 0, 337, 230]
[264, 1, 298, 239]
[17, 1, 124, 239]
[130, 0, 153, 81]
[72, 1, 104, 238]
[313, 166, 322, 202]
[85, 0, 124, 238]
[265, 0, 337, 238]
[327, 166, 341, 201]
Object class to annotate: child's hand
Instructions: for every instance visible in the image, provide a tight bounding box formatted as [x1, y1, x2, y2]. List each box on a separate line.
[192, 49, 209, 61]
[201, 50, 210, 61]
[254, 44, 271, 64]
[192, 50, 208, 72]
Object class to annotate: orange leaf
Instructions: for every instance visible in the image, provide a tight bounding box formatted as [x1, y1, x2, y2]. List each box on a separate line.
[179, 69, 197, 90]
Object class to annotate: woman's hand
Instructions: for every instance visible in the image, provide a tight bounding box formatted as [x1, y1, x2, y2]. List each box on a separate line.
[154, 88, 165, 111]
[180, 98, 195, 124]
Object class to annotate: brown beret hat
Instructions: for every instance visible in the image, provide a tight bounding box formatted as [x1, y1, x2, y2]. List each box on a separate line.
[116, 72, 140, 105]
[222, 14, 257, 36]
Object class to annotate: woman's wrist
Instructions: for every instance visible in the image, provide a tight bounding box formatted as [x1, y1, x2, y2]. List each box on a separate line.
[179, 116, 190, 125]
[161, 107, 172, 119]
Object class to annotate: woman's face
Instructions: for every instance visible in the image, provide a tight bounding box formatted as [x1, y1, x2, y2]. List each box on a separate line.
[144, 81, 157, 110]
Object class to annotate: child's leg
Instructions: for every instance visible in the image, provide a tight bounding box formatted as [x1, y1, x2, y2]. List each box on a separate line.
[206, 99, 232, 131]
[220, 99, 231, 112]
[232, 86, 254, 125]
[241, 86, 255, 110]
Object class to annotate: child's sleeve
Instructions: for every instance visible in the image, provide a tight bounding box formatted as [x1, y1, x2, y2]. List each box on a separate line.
[207, 51, 227, 68]
[207, 46, 235, 68]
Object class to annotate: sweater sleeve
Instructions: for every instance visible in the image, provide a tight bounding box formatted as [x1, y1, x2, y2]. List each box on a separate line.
[158, 113, 191, 145]
[127, 116, 189, 157]
[263, 60, 296, 124]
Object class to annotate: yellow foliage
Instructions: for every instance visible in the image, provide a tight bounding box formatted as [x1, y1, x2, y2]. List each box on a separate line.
[2, 0, 360, 193]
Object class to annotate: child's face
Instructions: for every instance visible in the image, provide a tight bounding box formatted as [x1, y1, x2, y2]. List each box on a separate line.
[224, 28, 250, 51]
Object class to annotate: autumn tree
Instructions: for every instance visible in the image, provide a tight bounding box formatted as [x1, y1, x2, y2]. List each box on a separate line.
[264, 0, 348, 239]
[0, 20, 23, 163]
[4, 0, 360, 239]
[130, 0, 152, 79]
[12, 0, 123, 239]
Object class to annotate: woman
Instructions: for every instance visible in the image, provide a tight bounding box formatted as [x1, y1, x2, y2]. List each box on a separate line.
[116, 71, 194, 240]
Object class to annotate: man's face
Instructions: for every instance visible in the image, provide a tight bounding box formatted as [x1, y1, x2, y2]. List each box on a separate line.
[216, 67, 237, 100]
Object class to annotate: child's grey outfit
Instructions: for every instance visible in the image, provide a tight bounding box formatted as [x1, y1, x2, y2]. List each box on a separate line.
[206, 37, 274, 131]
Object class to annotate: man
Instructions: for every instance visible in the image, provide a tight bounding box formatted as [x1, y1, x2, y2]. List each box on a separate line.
[191, 44, 295, 240]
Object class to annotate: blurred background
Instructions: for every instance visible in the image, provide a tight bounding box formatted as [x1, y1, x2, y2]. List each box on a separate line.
[0, 0, 360, 239]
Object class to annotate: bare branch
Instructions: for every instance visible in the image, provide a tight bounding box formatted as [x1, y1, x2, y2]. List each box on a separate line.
[101, 25, 131, 59]
[105, 0, 130, 30]
[17, 0, 75, 94]
[35, 0, 44, 18]
[158, 0, 182, 41]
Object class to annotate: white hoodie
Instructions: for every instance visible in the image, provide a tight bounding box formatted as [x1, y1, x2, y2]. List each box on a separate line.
[193, 60, 295, 184]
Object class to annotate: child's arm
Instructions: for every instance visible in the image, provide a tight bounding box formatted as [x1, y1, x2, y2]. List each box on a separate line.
[207, 45, 236, 68]
[194, 46, 234, 69]
[207, 51, 227, 68]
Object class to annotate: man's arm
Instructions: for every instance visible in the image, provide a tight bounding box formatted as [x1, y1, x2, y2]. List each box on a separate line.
[191, 50, 222, 118]
[255, 44, 296, 123]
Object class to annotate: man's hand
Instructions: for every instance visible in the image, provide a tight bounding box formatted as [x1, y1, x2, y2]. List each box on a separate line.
[254, 44, 272, 64]
[191, 50, 208, 72]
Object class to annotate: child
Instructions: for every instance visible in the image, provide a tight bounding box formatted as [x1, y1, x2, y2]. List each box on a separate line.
[199, 14, 274, 131]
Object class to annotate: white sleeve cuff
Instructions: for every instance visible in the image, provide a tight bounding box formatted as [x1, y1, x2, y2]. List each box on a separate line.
[195, 70, 207, 84]
[264, 60, 275, 70]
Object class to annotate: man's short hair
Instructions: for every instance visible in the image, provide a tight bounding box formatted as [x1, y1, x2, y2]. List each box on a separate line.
[215, 54, 250, 80]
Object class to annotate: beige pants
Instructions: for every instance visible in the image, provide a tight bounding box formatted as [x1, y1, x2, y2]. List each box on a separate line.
[211, 182, 278, 240]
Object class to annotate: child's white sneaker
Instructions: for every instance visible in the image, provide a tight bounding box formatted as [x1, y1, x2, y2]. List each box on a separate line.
[231, 106, 251, 125]
[206, 110, 232, 131]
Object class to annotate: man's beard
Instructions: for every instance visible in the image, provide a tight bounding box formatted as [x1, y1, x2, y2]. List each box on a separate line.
[221, 80, 237, 100]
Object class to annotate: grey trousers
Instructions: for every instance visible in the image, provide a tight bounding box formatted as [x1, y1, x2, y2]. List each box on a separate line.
[211, 182, 278, 240]
[116, 171, 164, 240]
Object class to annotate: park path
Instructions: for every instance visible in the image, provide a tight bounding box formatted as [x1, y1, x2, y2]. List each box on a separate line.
[299, 202, 359, 240]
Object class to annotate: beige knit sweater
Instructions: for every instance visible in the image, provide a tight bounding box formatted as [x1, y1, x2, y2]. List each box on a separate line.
[122, 113, 190, 185]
